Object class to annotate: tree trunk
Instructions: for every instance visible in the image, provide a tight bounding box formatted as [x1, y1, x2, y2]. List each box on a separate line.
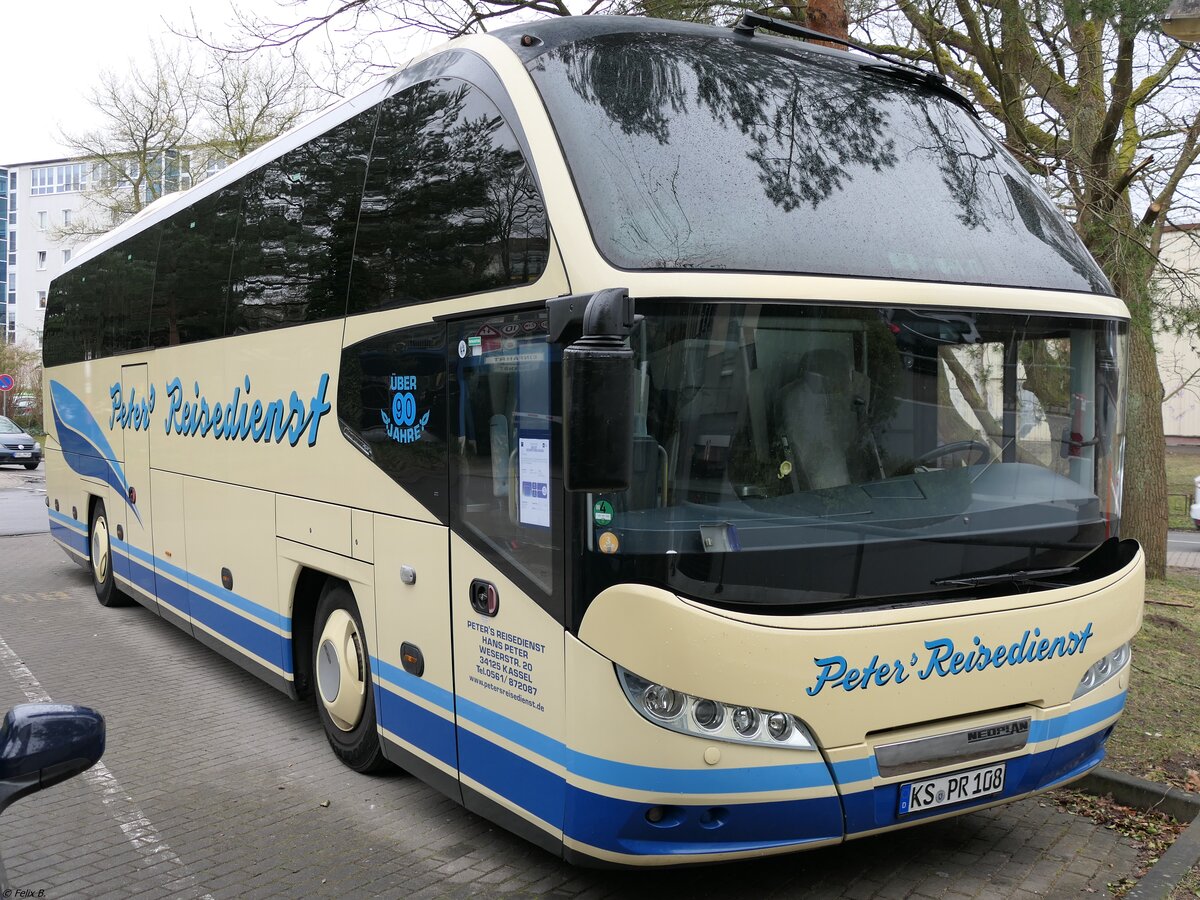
[1122, 319, 1168, 578]
[805, 0, 849, 40]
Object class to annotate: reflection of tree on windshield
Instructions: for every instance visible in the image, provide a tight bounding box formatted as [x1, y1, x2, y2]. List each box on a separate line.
[353, 79, 547, 309]
[550, 35, 897, 215]
[530, 30, 1112, 291]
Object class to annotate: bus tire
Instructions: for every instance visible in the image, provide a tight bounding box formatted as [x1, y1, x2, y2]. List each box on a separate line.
[90, 500, 131, 608]
[312, 582, 389, 774]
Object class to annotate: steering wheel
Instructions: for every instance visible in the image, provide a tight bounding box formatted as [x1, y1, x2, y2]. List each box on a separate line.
[911, 440, 992, 468]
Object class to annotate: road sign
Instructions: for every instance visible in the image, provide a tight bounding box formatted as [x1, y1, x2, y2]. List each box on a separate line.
[0, 374, 13, 392]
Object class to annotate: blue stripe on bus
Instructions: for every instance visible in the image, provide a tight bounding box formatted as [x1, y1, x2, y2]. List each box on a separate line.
[372, 657, 455, 713]
[49, 519, 88, 555]
[372, 663, 838, 796]
[116, 536, 288, 630]
[458, 725, 566, 829]
[376, 682, 459, 770]
[103, 542, 292, 675]
[564, 781, 844, 856]
[1028, 691, 1126, 744]
[831, 757, 879, 783]
[154, 570, 193, 619]
[49, 509, 289, 632]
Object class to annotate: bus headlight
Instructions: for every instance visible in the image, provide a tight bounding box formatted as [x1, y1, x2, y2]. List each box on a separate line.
[1072, 643, 1130, 699]
[616, 666, 816, 750]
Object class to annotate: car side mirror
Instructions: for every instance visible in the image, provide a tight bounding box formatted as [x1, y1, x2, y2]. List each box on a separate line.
[559, 289, 636, 493]
[0, 703, 105, 815]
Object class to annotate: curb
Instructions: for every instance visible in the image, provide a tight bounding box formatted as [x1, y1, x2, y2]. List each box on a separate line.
[1075, 767, 1200, 900]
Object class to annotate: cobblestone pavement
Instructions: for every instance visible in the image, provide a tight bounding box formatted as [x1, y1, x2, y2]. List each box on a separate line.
[0, 530, 1140, 899]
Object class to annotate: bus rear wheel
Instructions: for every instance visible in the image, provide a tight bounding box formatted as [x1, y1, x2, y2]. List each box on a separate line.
[312, 582, 389, 774]
[90, 500, 131, 608]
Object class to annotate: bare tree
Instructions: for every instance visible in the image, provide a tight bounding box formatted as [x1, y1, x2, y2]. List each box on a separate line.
[56, 42, 199, 239]
[850, 1, 1198, 578]
[189, 0, 849, 80]
[197, 53, 318, 164]
[54, 43, 317, 242]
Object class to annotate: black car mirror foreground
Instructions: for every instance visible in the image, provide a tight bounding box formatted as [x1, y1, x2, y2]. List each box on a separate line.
[0, 704, 105, 815]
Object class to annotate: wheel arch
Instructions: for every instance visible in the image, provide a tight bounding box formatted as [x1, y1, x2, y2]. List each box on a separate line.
[279, 547, 375, 702]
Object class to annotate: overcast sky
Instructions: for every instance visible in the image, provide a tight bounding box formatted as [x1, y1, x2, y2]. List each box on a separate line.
[1, 0, 432, 166]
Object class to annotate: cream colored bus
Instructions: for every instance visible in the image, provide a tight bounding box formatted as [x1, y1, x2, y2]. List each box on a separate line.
[42, 14, 1142, 866]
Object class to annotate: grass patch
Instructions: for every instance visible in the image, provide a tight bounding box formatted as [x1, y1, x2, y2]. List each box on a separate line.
[1167, 446, 1200, 530]
[1105, 573, 1200, 790]
[1172, 863, 1200, 898]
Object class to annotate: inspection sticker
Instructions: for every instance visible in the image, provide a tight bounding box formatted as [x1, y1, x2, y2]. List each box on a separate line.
[593, 499, 614, 526]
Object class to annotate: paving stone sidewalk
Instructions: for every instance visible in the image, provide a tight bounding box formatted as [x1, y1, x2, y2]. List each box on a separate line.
[0, 530, 1141, 898]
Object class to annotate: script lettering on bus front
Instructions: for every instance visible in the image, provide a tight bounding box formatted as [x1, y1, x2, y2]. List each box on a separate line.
[466, 619, 546, 713]
[806, 623, 1095, 696]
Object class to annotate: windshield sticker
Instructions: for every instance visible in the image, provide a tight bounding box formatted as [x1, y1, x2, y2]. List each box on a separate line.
[381, 375, 429, 445]
[593, 499, 614, 527]
[597, 531, 620, 554]
[518, 436, 551, 528]
[805, 623, 1095, 696]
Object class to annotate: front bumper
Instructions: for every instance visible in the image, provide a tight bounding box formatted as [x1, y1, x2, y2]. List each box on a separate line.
[0, 448, 41, 465]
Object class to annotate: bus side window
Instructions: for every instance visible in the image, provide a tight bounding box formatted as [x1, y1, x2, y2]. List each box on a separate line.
[337, 322, 449, 522]
[87, 225, 162, 357]
[150, 187, 242, 348]
[347, 77, 549, 316]
[450, 311, 558, 596]
[225, 104, 378, 336]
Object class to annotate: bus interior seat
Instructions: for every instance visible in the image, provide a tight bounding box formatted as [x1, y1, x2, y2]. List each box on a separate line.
[776, 348, 867, 490]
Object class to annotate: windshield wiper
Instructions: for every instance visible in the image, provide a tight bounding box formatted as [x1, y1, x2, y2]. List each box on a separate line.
[933, 566, 1079, 588]
[731, 11, 976, 116]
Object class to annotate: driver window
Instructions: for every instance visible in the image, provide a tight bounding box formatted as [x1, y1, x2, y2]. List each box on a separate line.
[450, 310, 559, 594]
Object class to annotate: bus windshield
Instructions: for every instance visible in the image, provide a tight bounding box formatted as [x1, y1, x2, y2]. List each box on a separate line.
[582, 302, 1127, 610]
[527, 31, 1109, 293]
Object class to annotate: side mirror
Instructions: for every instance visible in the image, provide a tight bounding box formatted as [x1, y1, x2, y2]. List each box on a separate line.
[0, 703, 105, 815]
[561, 289, 636, 493]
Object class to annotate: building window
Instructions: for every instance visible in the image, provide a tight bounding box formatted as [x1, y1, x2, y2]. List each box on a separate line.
[30, 163, 89, 196]
[37, 290, 46, 308]
[62, 249, 71, 264]
[62, 209, 71, 226]
[37, 211, 47, 230]
[36, 251, 46, 270]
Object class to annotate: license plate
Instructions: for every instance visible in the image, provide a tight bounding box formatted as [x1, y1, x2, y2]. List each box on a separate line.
[13, 452, 31, 459]
[899, 762, 1006, 815]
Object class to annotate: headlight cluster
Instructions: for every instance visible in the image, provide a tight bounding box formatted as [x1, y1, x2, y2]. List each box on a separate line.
[1073, 643, 1130, 699]
[616, 666, 816, 750]
[34, 442, 41, 453]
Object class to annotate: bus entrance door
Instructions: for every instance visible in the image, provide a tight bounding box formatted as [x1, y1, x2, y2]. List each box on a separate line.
[114, 364, 158, 615]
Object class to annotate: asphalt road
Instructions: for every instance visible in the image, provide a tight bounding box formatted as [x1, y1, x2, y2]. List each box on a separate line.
[0, 475, 1147, 898]
[0, 464, 47, 536]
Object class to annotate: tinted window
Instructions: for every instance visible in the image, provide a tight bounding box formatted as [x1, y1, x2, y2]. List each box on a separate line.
[226, 106, 377, 335]
[43, 277, 87, 366]
[90, 226, 162, 356]
[338, 322, 448, 520]
[150, 187, 242, 347]
[348, 78, 548, 315]
[528, 33, 1109, 293]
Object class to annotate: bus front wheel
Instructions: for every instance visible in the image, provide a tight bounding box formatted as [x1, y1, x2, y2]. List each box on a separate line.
[90, 500, 130, 608]
[312, 582, 389, 774]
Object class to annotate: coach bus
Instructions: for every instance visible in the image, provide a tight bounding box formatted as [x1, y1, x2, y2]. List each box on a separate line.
[42, 15, 1142, 866]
